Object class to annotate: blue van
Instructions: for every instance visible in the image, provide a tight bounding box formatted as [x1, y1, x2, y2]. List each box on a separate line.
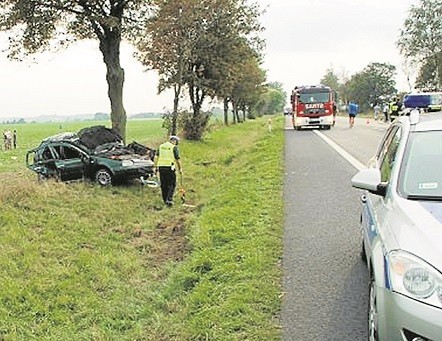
[403, 92, 442, 112]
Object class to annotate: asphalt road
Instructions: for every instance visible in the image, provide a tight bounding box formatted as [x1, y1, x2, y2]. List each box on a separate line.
[282, 115, 387, 340]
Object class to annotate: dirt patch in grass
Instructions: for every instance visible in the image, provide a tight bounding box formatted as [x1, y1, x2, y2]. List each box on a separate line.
[130, 217, 189, 269]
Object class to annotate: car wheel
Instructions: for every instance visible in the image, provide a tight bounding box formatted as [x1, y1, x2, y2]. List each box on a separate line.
[368, 278, 379, 341]
[95, 168, 113, 186]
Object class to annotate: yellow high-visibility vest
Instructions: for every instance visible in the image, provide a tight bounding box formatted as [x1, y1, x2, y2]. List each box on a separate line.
[156, 141, 175, 167]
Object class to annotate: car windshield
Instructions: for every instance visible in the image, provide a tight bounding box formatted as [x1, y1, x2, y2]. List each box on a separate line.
[299, 92, 330, 103]
[400, 131, 442, 200]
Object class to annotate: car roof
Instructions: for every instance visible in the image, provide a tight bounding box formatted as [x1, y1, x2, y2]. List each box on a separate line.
[414, 111, 442, 131]
[41, 132, 78, 143]
[399, 111, 442, 132]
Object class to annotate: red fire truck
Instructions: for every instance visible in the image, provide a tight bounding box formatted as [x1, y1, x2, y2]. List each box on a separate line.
[290, 85, 336, 130]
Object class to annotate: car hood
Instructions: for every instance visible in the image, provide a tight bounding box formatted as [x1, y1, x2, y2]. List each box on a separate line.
[391, 197, 442, 270]
[77, 125, 122, 150]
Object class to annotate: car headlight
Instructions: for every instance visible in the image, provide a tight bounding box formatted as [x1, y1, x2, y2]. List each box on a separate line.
[388, 251, 442, 307]
[122, 160, 134, 167]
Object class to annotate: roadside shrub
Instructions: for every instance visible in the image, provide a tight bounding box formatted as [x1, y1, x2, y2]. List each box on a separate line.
[181, 110, 211, 141]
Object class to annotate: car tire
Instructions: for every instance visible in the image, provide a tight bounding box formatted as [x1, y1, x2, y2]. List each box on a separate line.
[95, 168, 113, 187]
[368, 277, 379, 341]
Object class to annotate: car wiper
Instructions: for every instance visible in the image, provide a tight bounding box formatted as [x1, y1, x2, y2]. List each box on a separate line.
[406, 194, 442, 201]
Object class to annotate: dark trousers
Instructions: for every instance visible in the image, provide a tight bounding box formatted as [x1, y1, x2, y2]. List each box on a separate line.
[159, 167, 176, 204]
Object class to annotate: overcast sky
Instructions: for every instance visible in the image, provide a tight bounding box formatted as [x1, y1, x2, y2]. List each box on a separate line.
[0, 0, 418, 119]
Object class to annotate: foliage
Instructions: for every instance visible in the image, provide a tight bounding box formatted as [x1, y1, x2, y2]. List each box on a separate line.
[415, 54, 442, 91]
[255, 82, 287, 115]
[397, 0, 442, 89]
[0, 116, 283, 339]
[344, 62, 397, 110]
[230, 55, 267, 122]
[136, 0, 265, 136]
[180, 110, 211, 140]
[320, 67, 340, 92]
[0, 0, 154, 141]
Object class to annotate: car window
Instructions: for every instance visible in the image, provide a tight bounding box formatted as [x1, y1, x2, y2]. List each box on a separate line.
[379, 126, 402, 183]
[52, 144, 82, 160]
[42, 147, 54, 160]
[400, 131, 442, 198]
[375, 126, 397, 165]
[63, 146, 82, 160]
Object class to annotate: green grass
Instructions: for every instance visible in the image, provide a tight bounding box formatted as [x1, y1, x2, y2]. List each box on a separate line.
[0, 116, 284, 340]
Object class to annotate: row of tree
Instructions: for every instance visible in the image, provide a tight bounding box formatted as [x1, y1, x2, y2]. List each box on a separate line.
[135, 0, 268, 139]
[0, 0, 284, 141]
[319, 0, 442, 112]
[320, 63, 397, 112]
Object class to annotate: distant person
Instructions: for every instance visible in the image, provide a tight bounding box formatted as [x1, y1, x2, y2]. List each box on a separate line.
[348, 101, 359, 128]
[268, 117, 272, 133]
[389, 98, 400, 122]
[4, 130, 12, 150]
[13, 130, 17, 149]
[154, 135, 183, 207]
[373, 103, 381, 120]
[383, 102, 389, 123]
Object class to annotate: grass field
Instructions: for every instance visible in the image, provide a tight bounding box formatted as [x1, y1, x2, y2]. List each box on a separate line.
[0, 116, 284, 340]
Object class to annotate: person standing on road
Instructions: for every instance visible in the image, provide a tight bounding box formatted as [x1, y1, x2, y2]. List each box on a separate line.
[373, 103, 381, 120]
[154, 135, 183, 207]
[348, 101, 359, 128]
[389, 98, 400, 122]
[383, 102, 389, 123]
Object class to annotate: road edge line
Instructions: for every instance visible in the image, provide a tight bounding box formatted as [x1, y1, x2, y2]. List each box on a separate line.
[313, 130, 365, 171]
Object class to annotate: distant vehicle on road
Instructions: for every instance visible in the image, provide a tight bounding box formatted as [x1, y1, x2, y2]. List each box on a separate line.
[290, 85, 336, 130]
[351, 110, 442, 340]
[403, 92, 442, 114]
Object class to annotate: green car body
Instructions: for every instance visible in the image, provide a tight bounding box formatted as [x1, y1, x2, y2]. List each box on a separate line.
[26, 126, 154, 186]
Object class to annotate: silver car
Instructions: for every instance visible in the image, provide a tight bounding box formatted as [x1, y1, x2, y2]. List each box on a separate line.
[351, 110, 442, 341]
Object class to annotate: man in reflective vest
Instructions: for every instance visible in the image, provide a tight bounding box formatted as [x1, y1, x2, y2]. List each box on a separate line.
[389, 98, 400, 122]
[154, 135, 183, 206]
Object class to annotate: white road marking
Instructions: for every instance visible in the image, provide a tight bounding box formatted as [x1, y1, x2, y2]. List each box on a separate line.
[313, 130, 366, 171]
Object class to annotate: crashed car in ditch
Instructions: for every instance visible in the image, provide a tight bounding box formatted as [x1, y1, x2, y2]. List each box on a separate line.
[26, 125, 155, 186]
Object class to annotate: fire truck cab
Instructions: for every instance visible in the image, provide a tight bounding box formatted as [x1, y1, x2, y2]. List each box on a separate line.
[290, 85, 336, 130]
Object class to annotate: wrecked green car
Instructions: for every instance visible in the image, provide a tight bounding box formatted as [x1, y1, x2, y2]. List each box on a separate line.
[26, 126, 155, 186]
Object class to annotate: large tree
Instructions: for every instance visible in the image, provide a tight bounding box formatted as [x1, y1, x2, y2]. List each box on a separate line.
[229, 55, 266, 123]
[136, 0, 263, 139]
[345, 62, 397, 110]
[397, 0, 442, 90]
[255, 82, 286, 115]
[320, 67, 340, 92]
[0, 0, 153, 140]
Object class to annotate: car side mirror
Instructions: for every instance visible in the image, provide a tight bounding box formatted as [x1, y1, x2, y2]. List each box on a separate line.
[351, 168, 386, 196]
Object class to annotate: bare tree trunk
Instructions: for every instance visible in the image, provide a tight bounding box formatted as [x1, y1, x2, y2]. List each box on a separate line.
[223, 98, 229, 126]
[232, 100, 237, 124]
[235, 105, 240, 123]
[99, 28, 126, 142]
[241, 104, 246, 122]
[172, 83, 182, 135]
